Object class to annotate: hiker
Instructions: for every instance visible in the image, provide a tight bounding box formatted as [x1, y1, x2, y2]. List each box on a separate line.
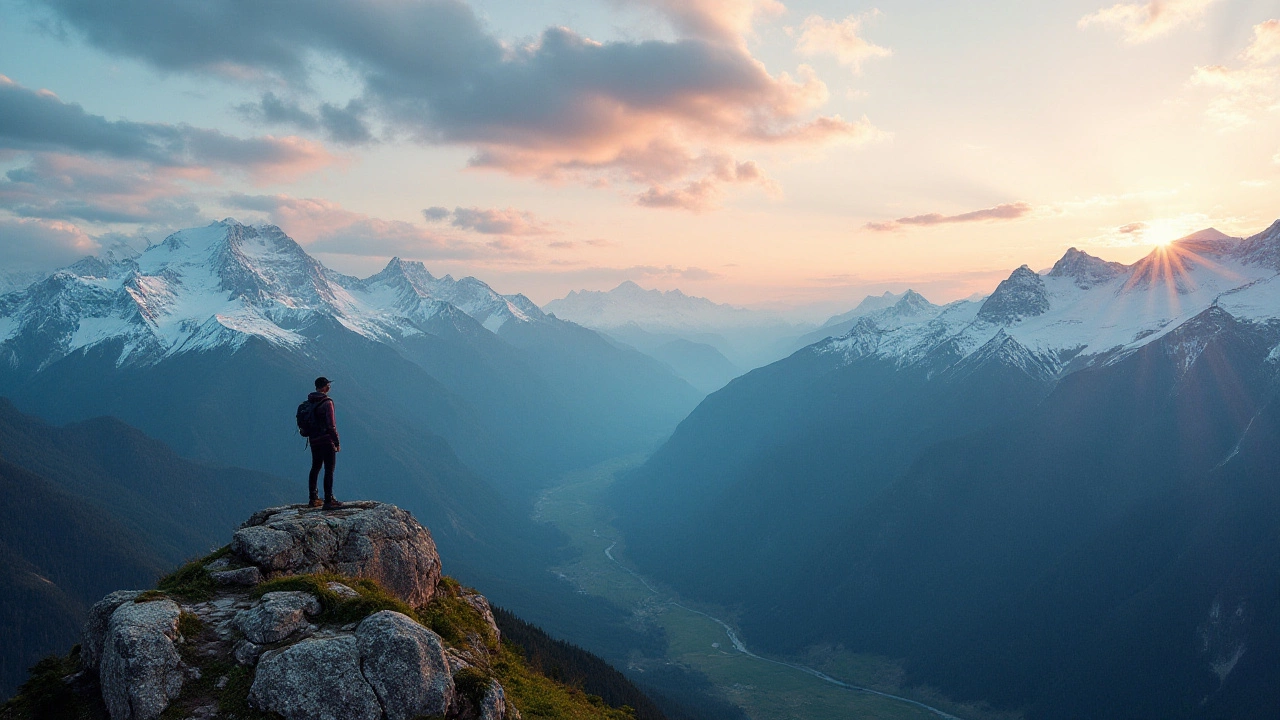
[299, 376, 343, 510]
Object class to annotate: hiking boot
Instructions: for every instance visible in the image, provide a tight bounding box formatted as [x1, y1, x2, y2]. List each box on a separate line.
[323, 497, 345, 510]
[307, 497, 323, 509]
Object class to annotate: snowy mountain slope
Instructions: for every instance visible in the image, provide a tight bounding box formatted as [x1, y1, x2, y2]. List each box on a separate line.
[0, 220, 550, 370]
[815, 224, 1280, 380]
[787, 290, 937, 352]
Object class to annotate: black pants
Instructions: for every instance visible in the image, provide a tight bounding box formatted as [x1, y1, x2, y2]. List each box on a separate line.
[308, 440, 336, 500]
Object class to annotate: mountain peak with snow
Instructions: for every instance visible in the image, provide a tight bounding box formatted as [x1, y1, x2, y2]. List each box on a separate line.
[0, 220, 551, 369]
[978, 265, 1049, 324]
[1047, 248, 1128, 289]
[816, 218, 1280, 383]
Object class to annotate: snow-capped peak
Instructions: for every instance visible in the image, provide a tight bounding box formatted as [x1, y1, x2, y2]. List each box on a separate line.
[816, 218, 1280, 385]
[1047, 248, 1128, 289]
[0, 220, 548, 369]
[978, 265, 1049, 324]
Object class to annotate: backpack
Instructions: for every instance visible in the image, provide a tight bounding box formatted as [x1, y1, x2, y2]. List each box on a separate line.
[296, 398, 331, 437]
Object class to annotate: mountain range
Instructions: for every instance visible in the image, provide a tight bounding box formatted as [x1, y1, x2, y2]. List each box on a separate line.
[613, 223, 1280, 719]
[0, 219, 720, 708]
[544, 281, 807, 374]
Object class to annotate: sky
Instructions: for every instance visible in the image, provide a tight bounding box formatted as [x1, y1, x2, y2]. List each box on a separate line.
[0, 0, 1277, 319]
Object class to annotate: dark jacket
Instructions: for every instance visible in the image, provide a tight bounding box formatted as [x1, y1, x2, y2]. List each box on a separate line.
[307, 391, 339, 448]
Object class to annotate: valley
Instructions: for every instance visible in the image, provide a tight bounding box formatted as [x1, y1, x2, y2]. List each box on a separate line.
[533, 456, 1001, 720]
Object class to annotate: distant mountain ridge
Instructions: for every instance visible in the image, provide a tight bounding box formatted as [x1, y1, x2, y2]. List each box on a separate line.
[545, 281, 772, 330]
[614, 222, 1280, 720]
[545, 281, 807, 371]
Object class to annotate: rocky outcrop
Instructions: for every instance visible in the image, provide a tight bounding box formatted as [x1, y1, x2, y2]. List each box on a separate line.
[98, 600, 185, 720]
[75, 502, 519, 720]
[357, 611, 455, 720]
[81, 590, 143, 672]
[461, 591, 501, 644]
[232, 501, 442, 606]
[249, 611, 458, 720]
[210, 566, 262, 586]
[250, 635, 382, 720]
[235, 591, 321, 644]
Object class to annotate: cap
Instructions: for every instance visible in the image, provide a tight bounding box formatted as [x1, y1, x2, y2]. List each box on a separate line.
[314, 376, 332, 390]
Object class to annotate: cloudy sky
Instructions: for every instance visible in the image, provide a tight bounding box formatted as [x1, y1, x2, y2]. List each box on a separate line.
[1, 0, 1277, 316]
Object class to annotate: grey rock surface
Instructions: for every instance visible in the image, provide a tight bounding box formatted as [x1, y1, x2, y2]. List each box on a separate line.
[461, 591, 500, 644]
[211, 566, 262, 586]
[82, 590, 142, 672]
[232, 639, 262, 666]
[326, 581, 360, 599]
[99, 600, 185, 720]
[250, 635, 381, 720]
[232, 502, 442, 606]
[356, 611, 455, 720]
[480, 680, 512, 720]
[235, 591, 321, 644]
[204, 557, 232, 572]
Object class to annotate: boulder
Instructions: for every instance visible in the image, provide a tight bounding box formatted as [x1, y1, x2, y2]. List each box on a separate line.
[81, 590, 142, 672]
[479, 680, 513, 720]
[211, 566, 262, 586]
[356, 611, 455, 720]
[235, 591, 321, 644]
[232, 502, 441, 606]
[461, 590, 500, 644]
[250, 635, 381, 720]
[232, 639, 262, 666]
[326, 581, 361, 600]
[99, 600, 185, 720]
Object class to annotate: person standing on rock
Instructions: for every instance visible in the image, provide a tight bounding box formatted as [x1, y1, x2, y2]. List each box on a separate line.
[300, 376, 344, 510]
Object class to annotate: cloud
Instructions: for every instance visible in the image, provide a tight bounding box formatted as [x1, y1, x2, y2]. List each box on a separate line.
[0, 153, 204, 225]
[1190, 20, 1280, 128]
[792, 13, 891, 73]
[225, 193, 529, 260]
[1078, 0, 1220, 43]
[33, 0, 878, 205]
[0, 75, 333, 181]
[1118, 221, 1148, 234]
[864, 202, 1033, 231]
[238, 92, 374, 145]
[0, 216, 100, 270]
[634, 156, 776, 211]
[423, 206, 553, 236]
[615, 0, 786, 45]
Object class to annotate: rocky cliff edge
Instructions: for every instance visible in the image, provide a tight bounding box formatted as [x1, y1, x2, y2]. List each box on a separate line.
[26, 501, 523, 720]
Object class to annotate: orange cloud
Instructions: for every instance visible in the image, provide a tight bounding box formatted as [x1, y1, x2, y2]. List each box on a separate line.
[1079, 0, 1220, 44]
[792, 12, 891, 74]
[865, 202, 1034, 231]
[32, 0, 878, 211]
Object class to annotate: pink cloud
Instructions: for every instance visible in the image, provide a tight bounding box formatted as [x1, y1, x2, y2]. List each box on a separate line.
[792, 13, 891, 73]
[0, 153, 204, 225]
[865, 202, 1034, 231]
[31, 1, 880, 211]
[423, 206, 554, 236]
[0, 216, 100, 270]
[226, 194, 535, 261]
[1079, 0, 1220, 44]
